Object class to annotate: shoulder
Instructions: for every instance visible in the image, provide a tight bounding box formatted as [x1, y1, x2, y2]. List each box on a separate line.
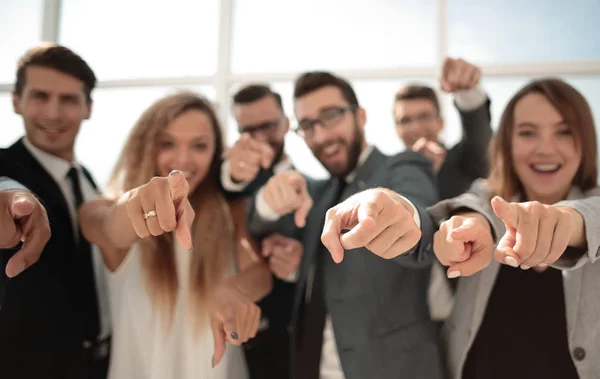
[387, 149, 433, 168]
[466, 178, 492, 198]
[583, 186, 600, 198]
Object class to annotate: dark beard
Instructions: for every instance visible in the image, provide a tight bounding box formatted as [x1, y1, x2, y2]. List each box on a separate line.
[316, 120, 364, 179]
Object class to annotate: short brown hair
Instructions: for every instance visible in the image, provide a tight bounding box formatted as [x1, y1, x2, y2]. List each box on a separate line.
[294, 71, 359, 106]
[394, 85, 440, 114]
[488, 78, 598, 200]
[233, 84, 283, 111]
[14, 43, 97, 103]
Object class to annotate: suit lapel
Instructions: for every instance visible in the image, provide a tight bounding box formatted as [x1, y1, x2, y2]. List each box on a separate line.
[350, 147, 385, 191]
[469, 260, 500, 339]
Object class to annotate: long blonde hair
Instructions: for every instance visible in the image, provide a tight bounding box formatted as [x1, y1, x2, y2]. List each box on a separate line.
[108, 91, 234, 327]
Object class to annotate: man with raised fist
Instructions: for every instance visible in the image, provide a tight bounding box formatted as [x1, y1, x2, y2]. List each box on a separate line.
[393, 57, 493, 320]
[248, 71, 443, 379]
[393, 57, 492, 200]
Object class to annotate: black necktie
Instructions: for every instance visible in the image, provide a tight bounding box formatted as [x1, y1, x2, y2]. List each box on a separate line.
[296, 178, 346, 379]
[66, 167, 100, 342]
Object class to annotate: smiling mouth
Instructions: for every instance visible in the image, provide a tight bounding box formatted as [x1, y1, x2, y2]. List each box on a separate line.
[530, 163, 562, 173]
[39, 124, 67, 134]
[321, 142, 342, 159]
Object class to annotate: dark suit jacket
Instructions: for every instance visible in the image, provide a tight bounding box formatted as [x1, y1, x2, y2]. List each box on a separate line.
[220, 162, 296, 379]
[0, 139, 98, 379]
[248, 148, 445, 379]
[437, 99, 493, 201]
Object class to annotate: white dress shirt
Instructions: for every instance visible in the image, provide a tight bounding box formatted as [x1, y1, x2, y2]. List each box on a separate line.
[23, 138, 111, 342]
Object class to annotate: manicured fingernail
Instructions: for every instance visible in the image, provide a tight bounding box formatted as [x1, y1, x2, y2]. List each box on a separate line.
[12, 262, 26, 277]
[230, 332, 238, 340]
[504, 256, 519, 267]
[539, 263, 548, 267]
[447, 271, 461, 278]
[170, 170, 181, 176]
[520, 265, 530, 270]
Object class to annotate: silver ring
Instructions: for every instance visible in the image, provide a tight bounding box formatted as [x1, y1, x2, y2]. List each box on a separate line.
[143, 210, 157, 220]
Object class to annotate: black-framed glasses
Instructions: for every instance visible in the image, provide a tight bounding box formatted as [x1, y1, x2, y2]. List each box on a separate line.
[294, 105, 357, 138]
[396, 111, 439, 128]
[238, 116, 285, 137]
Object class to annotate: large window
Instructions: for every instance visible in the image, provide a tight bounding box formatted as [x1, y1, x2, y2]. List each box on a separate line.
[230, 0, 438, 74]
[0, 0, 44, 83]
[448, 0, 600, 64]
[1, 0, 599, 187]
[59, 0, 220, 80]
[0, 93, 23, 147]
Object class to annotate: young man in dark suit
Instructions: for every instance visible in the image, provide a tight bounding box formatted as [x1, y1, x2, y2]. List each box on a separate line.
[0, 43, 110, 379]
[247, 72, 444, 379]
[220, 84, 301, 379]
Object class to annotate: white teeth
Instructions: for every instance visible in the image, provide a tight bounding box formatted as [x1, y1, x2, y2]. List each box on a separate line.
[323, 144, 340, 156]
[532, 164, 560, 172]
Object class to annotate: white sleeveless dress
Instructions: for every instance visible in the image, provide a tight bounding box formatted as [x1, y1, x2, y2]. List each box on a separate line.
[106, 242, 249, 379]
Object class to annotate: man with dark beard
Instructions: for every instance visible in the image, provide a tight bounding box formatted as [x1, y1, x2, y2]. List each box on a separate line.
[247, 72, 443, 379]
[220, 84, 300, 379]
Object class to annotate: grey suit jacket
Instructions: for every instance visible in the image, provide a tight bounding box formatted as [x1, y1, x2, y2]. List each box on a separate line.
[428, 179, 600, 379]
[248, 147, 446, 379]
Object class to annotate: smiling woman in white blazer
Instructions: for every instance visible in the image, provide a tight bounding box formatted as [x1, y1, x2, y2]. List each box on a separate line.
[429, 78, 600, 379]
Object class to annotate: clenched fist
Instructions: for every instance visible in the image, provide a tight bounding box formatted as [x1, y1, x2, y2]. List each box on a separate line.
[441, 57, 482, 93]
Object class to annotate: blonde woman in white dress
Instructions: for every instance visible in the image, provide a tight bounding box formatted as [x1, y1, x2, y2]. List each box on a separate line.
[80, 92, 273, 379]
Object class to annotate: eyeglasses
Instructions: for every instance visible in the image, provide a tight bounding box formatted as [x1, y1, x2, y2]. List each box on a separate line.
[294, 105, 357, 138]
[238, 116, 285, 137]
[396, 112, 439, 128]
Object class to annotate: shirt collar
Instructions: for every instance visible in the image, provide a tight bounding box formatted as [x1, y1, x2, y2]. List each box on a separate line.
[23, 137, 77, 183]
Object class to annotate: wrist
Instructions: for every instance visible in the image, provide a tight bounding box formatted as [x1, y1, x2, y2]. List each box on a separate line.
[559, 207, 586, 248]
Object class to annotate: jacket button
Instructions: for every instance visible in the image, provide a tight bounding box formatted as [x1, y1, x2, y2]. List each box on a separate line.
[573, 347, 586, 361]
